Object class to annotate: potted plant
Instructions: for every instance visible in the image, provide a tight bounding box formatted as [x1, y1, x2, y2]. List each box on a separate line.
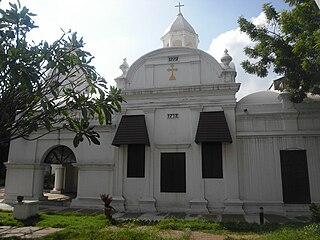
[100, 194, 115, 219]
[17, 196, 24, 203]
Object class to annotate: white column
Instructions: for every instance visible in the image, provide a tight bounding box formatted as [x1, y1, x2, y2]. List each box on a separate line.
[33, 163, 47, 200]
[169, 37, 173, 47]
[189, 107, 208, 213]
[112, 147, 126, 212]
[139, 108, 156, 212]
[51, 164, 65, 194]
[223, 106, 244, 214]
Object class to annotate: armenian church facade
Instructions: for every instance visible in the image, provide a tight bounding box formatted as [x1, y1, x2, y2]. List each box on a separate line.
[4, 10, 320, 215]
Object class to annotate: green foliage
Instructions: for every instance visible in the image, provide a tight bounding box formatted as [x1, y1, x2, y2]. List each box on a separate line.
[156, 218, 283, 235]
[310, 203, 320, 223]
[36, 212, 107, 229]
[238, 0, 320, 102]
[0, 1, 124, 147]
[0, 210, 24, 226]
[43, 172, 54, 189]
[94, 228, 171, 240]
[156, 218, 222, 232]
[255, 224, 320, 240]
[1, 210, 319, 239]
[220, 222, 281, 234]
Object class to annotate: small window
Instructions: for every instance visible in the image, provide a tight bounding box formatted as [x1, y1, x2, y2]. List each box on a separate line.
[186, 42, 193, 48]
[202, 142, 223, 178]
[127, 144, 145, 178]
[173, 40, 182, 47]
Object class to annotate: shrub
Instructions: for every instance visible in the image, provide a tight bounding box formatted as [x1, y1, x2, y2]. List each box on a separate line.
[43, 172, 55, 189]
[310, 203, 320, 223]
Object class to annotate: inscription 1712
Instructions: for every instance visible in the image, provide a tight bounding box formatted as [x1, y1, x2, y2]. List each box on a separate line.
[167, 113, 179, 119]
[168, 56, 179, 62]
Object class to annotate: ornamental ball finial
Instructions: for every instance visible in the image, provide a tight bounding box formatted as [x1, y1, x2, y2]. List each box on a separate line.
[221, 48, 233, 67]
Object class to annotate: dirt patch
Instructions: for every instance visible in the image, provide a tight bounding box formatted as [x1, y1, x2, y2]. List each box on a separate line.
[159, 230, 185, 239]
[159, 230, 257, 240]
[190, 231, 225, 240]
[191, 232, 257, 240]
[106, 226, 257, 240]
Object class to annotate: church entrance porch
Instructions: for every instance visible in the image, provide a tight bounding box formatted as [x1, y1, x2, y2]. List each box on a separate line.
[42, 190, 76, 207]
[43, 146, 78, 202]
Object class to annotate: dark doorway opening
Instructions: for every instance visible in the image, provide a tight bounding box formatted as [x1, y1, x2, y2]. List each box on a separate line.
[161, 152, 186, 193]
[43, 146, 78, 204]
[280, 150, 311, 204]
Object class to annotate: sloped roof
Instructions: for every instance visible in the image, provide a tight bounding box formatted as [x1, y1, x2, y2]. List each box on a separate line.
[195, 111, 232, 143]
[112, 115, 150, 147]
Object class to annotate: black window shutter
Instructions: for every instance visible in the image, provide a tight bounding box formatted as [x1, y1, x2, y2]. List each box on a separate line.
[127, 144, 145, 178]
[202, 142, 223, 178]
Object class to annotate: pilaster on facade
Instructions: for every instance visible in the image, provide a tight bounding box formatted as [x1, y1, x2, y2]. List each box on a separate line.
[223, 199, 244, 214]
[139, 197, 157, 212]
[4, 163, 47, 202]
[189, 199, 209, 213]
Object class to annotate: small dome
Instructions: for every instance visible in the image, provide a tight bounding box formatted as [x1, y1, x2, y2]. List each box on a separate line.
[238, 91, 280, 105]
[163, 13, 196, 36]
[161, 13, 199, 49]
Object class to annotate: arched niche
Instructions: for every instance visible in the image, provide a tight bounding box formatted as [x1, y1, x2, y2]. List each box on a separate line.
[44, 145, 76, 164]
[43, 145, 78, 199]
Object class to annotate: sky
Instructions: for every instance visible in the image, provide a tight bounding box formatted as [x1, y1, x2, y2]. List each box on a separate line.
[1, 0, 291, 100]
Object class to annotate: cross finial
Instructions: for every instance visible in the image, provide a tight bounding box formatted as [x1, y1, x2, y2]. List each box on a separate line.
[175, 2, 184, 14]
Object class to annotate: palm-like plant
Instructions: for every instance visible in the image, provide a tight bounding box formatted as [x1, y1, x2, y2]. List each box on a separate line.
[100, 194, 114, 209]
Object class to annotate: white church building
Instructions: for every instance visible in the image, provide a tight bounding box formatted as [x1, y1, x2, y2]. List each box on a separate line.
[4, 10, 320, 215]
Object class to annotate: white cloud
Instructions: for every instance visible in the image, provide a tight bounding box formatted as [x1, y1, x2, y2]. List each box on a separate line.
[252, 12, 267, 26]
[207, 12, 279, 100]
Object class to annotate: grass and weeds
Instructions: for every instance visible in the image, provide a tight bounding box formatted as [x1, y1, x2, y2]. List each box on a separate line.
[256, 223, 320, 240]
[156, 218, 222, 232]
[0, 209, 24, 227]
[0, 209, 319, 239]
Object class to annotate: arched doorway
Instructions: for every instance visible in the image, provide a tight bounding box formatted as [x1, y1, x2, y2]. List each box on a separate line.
[43, 146, 78, 201]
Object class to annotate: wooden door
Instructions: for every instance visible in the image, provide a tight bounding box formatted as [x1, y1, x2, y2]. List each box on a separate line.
[161, 153, 186, 193]
[280, 150, 311, 204]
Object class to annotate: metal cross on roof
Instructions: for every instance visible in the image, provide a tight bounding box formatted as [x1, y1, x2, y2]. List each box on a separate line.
[175, 2, 184, 14]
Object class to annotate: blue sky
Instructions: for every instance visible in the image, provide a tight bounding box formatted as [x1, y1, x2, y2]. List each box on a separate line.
[1, 0, 291, 99]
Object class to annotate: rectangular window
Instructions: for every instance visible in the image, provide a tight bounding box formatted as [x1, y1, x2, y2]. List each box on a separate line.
[127, 144, 145, 178]
[202, 142, 223, 178]
[161, 152, 186, 193]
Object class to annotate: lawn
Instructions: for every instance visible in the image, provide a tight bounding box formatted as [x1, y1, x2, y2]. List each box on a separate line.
[0, 210, 319, 240]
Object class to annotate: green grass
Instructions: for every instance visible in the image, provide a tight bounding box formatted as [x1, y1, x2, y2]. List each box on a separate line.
[36, 212, 107, 228]
[0, 210, 24, 227]
[255, 223, 320, 240]
[0, 210, 319, 240]
[156, 218, 222, 232]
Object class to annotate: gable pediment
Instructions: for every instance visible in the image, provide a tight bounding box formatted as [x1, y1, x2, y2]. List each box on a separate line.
[124, 47, 227, 90]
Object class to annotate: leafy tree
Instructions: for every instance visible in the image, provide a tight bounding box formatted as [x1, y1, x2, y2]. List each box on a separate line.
[0, 1, 124, 147]
[238, 0, 320, 102]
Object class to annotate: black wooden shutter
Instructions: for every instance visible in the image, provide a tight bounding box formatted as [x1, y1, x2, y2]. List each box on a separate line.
[127, 144, 145, 178]
[202, 142, 223, 178]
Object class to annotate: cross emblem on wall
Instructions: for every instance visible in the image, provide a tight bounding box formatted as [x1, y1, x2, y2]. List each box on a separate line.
[167, 64, 178, 80]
